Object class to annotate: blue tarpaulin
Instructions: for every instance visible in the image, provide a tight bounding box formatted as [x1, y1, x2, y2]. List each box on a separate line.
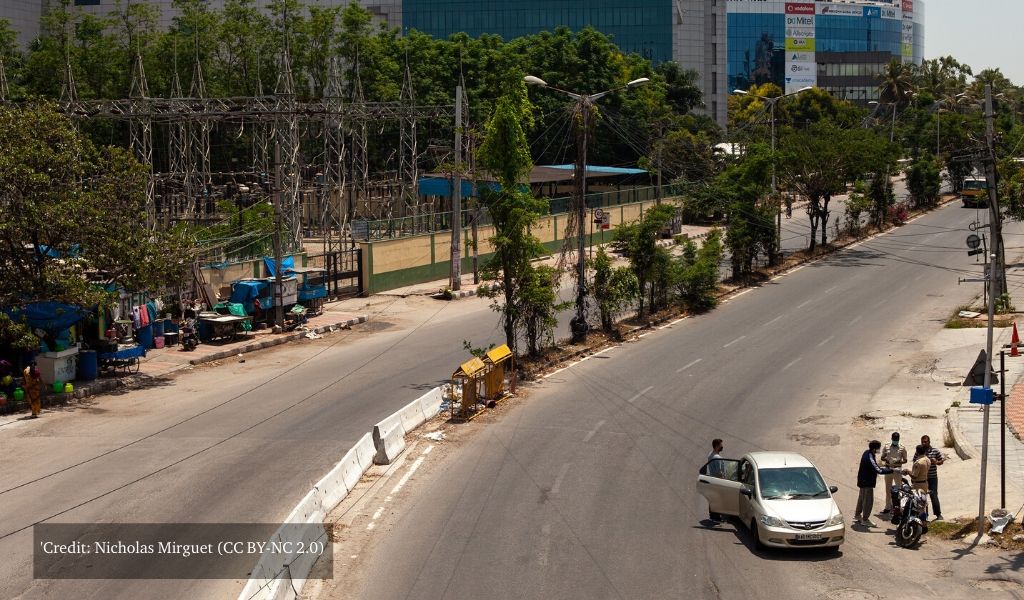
[263, 256, 294, 277]
[3, 302, 90, 333]
[229, 280, 271, 315]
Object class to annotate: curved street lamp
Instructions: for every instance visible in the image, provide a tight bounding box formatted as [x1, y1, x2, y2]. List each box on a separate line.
[524, 75, 650, 342]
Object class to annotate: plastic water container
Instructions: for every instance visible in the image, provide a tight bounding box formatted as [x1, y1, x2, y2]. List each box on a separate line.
[136, 324, 154, 349]
[13, 388, 24, 401]
[153, 319, 165, 337]
[154, 336, 165, 349]
[52, 380, 64, 393]
[64, 382, 73, 393]
[78, 350, 98, 381]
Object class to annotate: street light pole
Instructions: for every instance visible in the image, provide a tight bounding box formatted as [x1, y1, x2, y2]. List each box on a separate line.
[733, 86, 813, 263]
[525, 75, 649, 343]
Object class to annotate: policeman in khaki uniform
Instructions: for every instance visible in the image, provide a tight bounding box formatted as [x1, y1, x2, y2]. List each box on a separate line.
[880, 432, 907, 513]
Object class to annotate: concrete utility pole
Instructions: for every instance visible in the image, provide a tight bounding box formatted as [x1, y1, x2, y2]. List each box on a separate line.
[450, 85, 463, 291]
[978, 83, 1001, 536]
[524, 75, 650, 343]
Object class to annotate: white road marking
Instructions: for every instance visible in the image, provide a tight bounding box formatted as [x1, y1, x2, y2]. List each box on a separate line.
[724, 289, 754, 303]
[764, 315, 783, 327]
[677, 358, 703, 373]
[817, 335, 835, 348]
[724, 335, 746, 348]
[583, 420, 606, 443]
[390, 447, 432, 495]
[627, 385, 654, 404]
[797, 299, 813, 309]
[850, 316, 862, 326]
[782, 357, 802, 371]
[824, 286, 838, 294]
[538, 523, 552, 567]
[872, 298, 887, 309]
[551, 463, 571, 494]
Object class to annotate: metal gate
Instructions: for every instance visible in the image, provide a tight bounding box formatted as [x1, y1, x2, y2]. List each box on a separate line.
[306, 248, 362, 298]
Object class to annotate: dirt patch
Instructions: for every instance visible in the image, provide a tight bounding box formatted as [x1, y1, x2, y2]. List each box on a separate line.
[929, 518, 1024, 552]
[789, 432, 841, 447]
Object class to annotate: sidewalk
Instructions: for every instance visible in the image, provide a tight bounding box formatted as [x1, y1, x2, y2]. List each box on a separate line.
[2, 222, 714, 417]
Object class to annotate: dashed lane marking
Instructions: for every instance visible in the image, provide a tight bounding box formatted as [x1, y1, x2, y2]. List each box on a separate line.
[817, 335, 835, 348]
[677, 358, 703, 373]
[782, 357, 802, 372]
[583, 420, 606, 443]
[550, 463, 571, 495]
[627, 386, 655, 404]
[764, 315, 783, 327]
[724, 335, 746, 348]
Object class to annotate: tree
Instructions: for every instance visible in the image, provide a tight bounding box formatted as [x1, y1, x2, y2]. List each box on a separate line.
[675, 229, 722, 313]
[906, 153, 942, 208]
[780, 122, 894, 250]
[589, 247, 638, 333]
[878, 59, 917, 107]
[476, 76, 549, 355]
[0, 102, 191, 349]
[519, 265, 569, 356]
[613, 203, 675, 320]
[844, 180, 872, 235]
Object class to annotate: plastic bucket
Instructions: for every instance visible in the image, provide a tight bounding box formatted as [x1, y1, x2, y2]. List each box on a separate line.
[78, 350, 98, 381]
[52, 380, 64, 393]
[154, 336, 165, 349]
[136, 324, 154, 349]
[13, 388, 24, 401]
[152, 319, 165, 337]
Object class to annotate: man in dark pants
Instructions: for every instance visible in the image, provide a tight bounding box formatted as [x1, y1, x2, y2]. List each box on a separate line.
[921, 435, 944, 520]
[855, 440, 893, 527]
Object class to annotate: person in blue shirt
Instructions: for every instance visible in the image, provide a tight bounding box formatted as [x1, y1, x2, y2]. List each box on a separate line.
[854, 440, 893, 527]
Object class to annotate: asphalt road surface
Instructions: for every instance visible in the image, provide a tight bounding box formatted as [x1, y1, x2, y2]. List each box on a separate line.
[331, 200, 1023, 600]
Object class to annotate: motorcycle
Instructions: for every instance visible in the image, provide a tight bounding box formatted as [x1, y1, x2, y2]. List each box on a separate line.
[180, 317, 199, 352]
[890, 477, 929, 548]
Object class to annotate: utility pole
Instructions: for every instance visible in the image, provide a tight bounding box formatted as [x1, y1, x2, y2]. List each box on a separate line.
[570, 97, 592, 342]
[273, 143, 284, 329]
[450, 85, 463, 291]
[770, 99, 780, 263]
[984, 86, 1008, 298]
[977, 83, 1000, 536]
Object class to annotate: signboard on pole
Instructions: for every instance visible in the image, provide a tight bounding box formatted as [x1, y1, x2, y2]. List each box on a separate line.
[785, 3, 816, 93]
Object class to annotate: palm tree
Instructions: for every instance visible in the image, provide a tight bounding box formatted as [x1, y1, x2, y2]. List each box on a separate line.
[877, 59, 916, 107]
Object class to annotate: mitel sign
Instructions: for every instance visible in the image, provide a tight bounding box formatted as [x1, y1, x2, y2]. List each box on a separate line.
[785, 3, 815, 15]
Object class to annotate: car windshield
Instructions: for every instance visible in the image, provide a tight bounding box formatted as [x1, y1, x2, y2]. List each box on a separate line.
[964, 179, 986, 190]
[758, 467, 829, 500]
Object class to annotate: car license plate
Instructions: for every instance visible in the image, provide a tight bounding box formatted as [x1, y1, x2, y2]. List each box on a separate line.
[796, 533, 822, 540]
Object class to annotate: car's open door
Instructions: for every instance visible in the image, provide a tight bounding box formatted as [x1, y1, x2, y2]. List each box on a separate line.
[697, 459, 744, 516]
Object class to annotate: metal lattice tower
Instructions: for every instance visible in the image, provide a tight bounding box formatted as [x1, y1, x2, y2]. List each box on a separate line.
[275, 16, 302, 251]
[167, 43, 188, 221]
[252, 49, 272, 182]
[350, 55, 370, 225]
[59, 19, 78, 104]
[128, 51, 155, 228]
[399, 60, 419, 222]
[188, 33, 212, 221]
[322, 56, 347, 253]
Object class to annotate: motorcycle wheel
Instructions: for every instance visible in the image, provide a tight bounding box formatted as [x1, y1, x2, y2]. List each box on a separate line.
[896, 520, 923, 548]
[183, 338, 197, 352]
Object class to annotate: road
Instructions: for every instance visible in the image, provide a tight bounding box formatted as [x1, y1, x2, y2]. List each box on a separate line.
[324, 200, 1022, 599]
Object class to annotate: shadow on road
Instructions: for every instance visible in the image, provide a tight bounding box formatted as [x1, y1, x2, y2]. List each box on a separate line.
[698, 517, 842, 562]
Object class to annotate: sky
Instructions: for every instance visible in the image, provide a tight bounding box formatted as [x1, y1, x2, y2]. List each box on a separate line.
[924, 0, 1023, 85]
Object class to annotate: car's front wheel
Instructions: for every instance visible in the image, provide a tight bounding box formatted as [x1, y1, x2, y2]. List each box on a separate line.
[751, 519, 767, 551]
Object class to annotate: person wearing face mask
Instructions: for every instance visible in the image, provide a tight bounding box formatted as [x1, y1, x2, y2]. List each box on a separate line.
[880, 432, 907, 514]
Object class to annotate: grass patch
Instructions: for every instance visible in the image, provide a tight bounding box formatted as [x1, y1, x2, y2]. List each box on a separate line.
[945, 304, 1016, 329]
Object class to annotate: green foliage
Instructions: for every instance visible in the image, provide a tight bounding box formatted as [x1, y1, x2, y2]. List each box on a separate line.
[613, 203, 676, 319]
[845, 180, 873, 234]
[519, 265, 570, 356]
[589, 247, 638, 333]
[675, 230, 722, 313]
[906, 154, 942, 208]
[0, 102, 191, 349]
[780, 122, 896, 250]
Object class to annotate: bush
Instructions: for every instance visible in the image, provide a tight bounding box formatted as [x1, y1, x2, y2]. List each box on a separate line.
[676, 229, 723, 313]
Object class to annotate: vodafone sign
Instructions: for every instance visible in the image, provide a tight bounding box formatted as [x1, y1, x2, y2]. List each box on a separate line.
[785, 3, 815, 15]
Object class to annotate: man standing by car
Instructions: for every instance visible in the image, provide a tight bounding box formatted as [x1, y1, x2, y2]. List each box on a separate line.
[706, 439, 725, 523]
[854, 440, 893, 527]
[880, 432, 907, 513]
[921, 435, 944, 520]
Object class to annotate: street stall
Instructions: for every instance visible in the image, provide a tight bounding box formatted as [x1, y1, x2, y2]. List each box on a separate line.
[482, 344, 514, 403]
[291, 266, 327, 316]
[97, 344, 145, 375]
[450, 356, 487, 421]
[199, 302, 251, 342]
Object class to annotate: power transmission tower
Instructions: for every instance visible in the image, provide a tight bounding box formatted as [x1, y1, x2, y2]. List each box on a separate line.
[274, 10, 302, 251]
[349, 54, 369, 230]
[168, 42, 188, 222]
[400, 60, 420, 227]
[188, 32, 212, 221]
[322, 56, 347, 254]
[129, 51, 155, 228]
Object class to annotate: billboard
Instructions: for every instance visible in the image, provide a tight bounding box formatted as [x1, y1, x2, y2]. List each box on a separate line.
[901, 0, 914, 63]
[785, 3, 816, 93]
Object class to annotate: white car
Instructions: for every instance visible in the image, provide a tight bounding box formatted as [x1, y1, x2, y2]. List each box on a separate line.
[697, 451, 845, 551]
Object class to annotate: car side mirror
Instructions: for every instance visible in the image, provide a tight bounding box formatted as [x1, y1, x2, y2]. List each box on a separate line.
[829, 486, 839, 494]
[740, 488, 753, 498]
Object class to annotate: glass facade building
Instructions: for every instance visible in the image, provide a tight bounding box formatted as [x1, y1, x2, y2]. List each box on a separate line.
[727, 0, 925, 104]
[403, 1, 674, 63]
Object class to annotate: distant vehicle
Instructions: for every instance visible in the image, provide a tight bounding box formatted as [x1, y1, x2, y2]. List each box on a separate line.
[697, 451, 845, 551]
[961, 176, 988, 208]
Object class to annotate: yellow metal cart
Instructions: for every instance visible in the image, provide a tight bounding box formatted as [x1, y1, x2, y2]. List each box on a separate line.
[451, 356, 486, 421]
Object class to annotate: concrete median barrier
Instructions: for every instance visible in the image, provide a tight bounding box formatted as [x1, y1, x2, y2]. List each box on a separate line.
[398, 398, 427, 436]
[418, 387, 444, 419]
[372, 412, 407, 465]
